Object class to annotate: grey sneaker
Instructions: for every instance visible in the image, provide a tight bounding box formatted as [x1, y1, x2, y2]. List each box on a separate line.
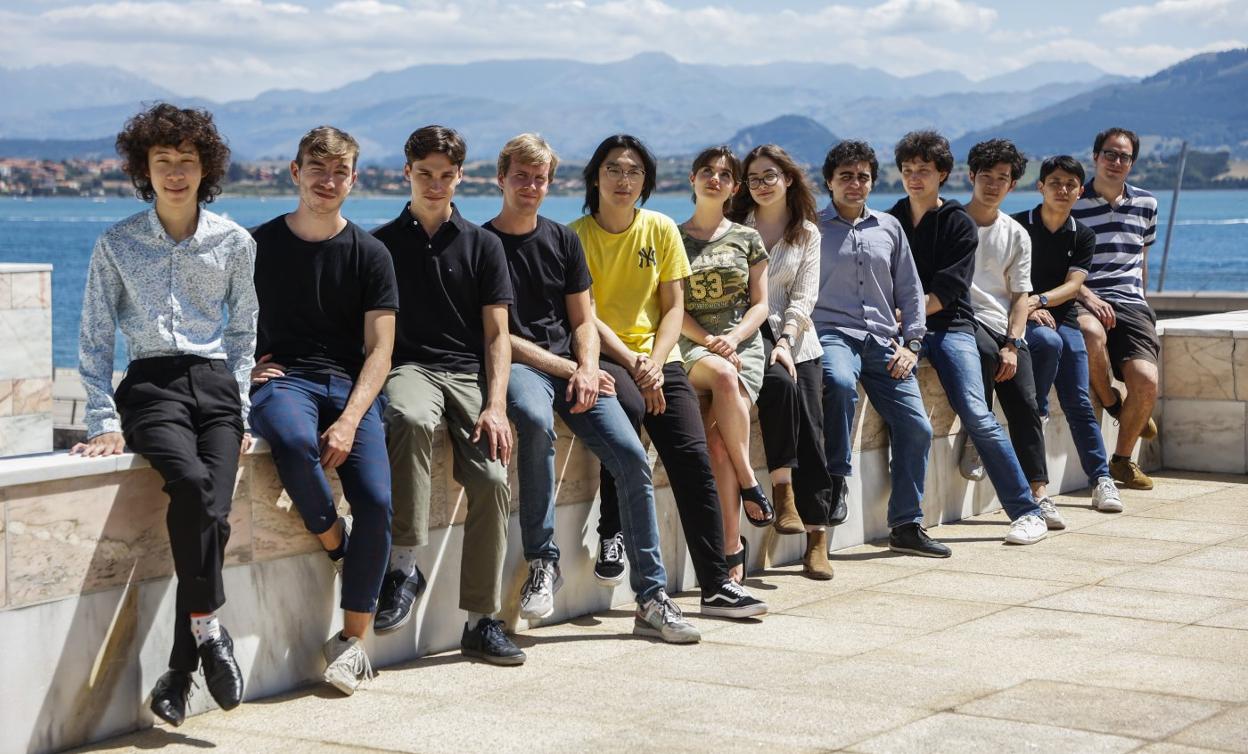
[330, 514, 353, 574]
[519, 558, 563, 621]
[958, 435, 986, 481]
[634, 589, 701, 644]
[1037, 496, 1066, 530]
[1092, 476, 1124, 513]
[1004, 513, 1048, 545]
[322, 634, 373, 696]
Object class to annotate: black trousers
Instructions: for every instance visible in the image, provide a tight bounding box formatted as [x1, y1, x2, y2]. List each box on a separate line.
[756, 336, 839, 525]
[596, 360, 729, 594]
[973, 323, 1047, 484]
[117, 356, 243, 672]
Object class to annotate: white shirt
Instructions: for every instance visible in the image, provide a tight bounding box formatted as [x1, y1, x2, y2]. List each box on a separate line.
[969, 210, 1031, 337]
[745, 215, 824, 363]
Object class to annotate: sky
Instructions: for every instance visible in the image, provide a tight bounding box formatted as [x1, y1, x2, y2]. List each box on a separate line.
[2, 0, 1245, 101]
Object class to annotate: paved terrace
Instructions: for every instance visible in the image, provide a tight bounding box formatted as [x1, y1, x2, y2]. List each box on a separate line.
[76, 470, 1248, 754]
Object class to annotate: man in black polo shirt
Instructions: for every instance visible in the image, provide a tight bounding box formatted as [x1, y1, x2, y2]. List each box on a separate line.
[371, 125, 522, 665]
[1015, 155, 1124, 520]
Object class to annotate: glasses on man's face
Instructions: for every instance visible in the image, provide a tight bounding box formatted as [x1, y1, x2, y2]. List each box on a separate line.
[604, 165, 645, 184]
[1098, 149, 1133, 165]
[747, 171, 782, 190]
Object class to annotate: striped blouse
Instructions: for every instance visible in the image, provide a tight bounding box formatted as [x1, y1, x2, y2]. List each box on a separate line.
[745, 214, 823, 364]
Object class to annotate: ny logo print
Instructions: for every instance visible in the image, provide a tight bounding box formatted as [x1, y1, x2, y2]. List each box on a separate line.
[637, 246, 657, 268]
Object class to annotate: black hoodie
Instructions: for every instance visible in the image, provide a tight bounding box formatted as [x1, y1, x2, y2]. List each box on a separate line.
[887, 196, 978, 334]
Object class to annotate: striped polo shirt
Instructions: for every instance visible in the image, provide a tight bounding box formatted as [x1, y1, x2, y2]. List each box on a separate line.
[1071, 181, 1157, 305]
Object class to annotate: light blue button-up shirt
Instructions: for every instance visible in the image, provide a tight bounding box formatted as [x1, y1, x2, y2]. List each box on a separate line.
[813, 203, 926, 346]
[79, 208, 258, 438]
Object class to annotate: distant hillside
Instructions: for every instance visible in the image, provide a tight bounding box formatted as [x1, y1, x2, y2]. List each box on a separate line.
[0, 137, 117, 160]
[0, 65, 175, 122]
[725, 116, 838, 167]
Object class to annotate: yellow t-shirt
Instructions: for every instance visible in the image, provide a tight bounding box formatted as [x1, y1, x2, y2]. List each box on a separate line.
[570, 209, 691, 362]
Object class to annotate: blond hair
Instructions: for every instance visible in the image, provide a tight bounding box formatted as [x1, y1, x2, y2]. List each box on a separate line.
[296, 126, 360, 170]
[497, 133, 559, 180]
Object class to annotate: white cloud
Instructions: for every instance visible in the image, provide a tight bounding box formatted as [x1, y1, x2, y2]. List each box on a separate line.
[326, 1, 404, 16]
[1007, 35, 1245, 76]
[1102, 0, 1241, 34]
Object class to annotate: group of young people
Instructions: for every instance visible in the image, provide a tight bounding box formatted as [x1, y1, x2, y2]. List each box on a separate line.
[71, 102, 1160, 726]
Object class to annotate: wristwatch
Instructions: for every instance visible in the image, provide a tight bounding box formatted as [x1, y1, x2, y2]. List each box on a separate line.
[778, 333, 796, 349]
[1037, 293, 1049, 308]
[905, 338, 922, 354]
[1009, 337, 1027, 349]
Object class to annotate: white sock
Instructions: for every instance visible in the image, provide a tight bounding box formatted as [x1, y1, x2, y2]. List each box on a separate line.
[190, 613, 221, 646]
[466, 612, 488, 627]
[389, 545, 420, 577]
[771, 468, 793, 485]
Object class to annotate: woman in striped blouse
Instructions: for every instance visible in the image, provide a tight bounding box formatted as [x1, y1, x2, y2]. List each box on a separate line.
[731, 144, 841, 580]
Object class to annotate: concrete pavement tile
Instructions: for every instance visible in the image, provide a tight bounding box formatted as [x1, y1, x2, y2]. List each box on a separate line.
[933, 607, 1175, 656]
[1134, 745, 1239, 754]
[578, 724, 821, 753]
[1141, 624, 1248, 665]
[870, 569, 1074, 606]
[954, 680, 1227, 740]
[845, 711, 1143, 754]
[1136, 500, 1248, 526]
[596, 641, 822, 690]
[367, 648, 562, 698]
[1058, 650, 1248, 702]
[1171, 705, 1248, 752]
[707, 612, 924, 656]
[1223, 533, 1248, 549]
[1145, 471, 1245, 486]
[1168, 546, 1248, 573]
[509, 620, 664, 667]
[1026, 585, 1242, 624]
[67, 723, 381, 754]
[1078, 516, 1248, 545]
[786, 589, 1006, 631]
[1030, 532, 1203, 564]
[1103, 565, 1248, 600]
[775, 655, 1017, 711]
[828, 543, 948, 570]
[1188, 486, 1248, 504]
[1198, 604, 1248, 630]
[935, 548, 1140, 585]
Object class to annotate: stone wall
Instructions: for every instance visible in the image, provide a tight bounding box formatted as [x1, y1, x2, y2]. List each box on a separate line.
[0, 264, 53, 457]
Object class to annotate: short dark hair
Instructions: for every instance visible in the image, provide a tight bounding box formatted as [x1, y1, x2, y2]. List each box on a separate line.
[1093, 127, 1141, 161]
[967, 138, 1027, 181]
[581, 134, 657, 215]
[115, 102, 230, 204]
[821, 140, 879, 198]
[1038, 155, 1086, 184]
[689, 145, 742, 205]
[894, 129, 954, 184]
[404, 125, 466, 166]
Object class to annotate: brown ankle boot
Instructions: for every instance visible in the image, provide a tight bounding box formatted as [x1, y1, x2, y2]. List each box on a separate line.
[803, 529, 834, 580]
[772, 483, 805, 534]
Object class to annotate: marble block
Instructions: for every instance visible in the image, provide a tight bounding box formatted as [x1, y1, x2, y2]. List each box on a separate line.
[1162, 399, 1248, 474]
[918, 365, 962, 438]
[13, 377, 53, 414]
[0, 412, 52, 455]
[247, 456, 336, 562]
[9, 270, 51, 309]
[0, 307, 52, 381]
[0, 378, 11, 416]
[0, 272, 11, 309]
[1163, 335, 1236, 400]
[1235, 339, 1248, 401]
[1, 513, 6, 607]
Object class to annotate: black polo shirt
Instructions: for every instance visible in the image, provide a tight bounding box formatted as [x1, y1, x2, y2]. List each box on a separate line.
[372, 203, 514, 373]
[887, 196, 978, 333]
[483, 215, 592, 360]
[1011, 205, 1095, 328]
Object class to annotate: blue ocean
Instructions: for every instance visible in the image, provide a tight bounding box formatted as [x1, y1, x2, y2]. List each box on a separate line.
[2, 191, 1245, 368]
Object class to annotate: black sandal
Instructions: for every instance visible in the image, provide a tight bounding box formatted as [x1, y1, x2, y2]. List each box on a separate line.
[741, 485, 775, 528]
[725, 536, 750, 582]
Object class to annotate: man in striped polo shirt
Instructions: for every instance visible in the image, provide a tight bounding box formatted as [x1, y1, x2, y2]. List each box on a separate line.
[1072, 127, 1160, 490]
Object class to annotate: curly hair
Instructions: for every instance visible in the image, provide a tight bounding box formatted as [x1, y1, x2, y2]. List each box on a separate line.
[967, 138, 1028, 181]
[729, 144, 818, 246]
[821, 140, 879, 198]
[115, 102, 230, 204]
[894, 129, 954, 184]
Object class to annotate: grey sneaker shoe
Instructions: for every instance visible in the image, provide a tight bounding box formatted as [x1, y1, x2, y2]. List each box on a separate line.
[634, 589, 701, 644]
[519, 558, 563, 621]
[1092, 476, 1124, 513]
[958, 435, 986, 482]
[330, 514, 353, 574]
[1037, 496, 1066, 530]
[1004, 513, 1048, 545]
[322, 633, 373, 696]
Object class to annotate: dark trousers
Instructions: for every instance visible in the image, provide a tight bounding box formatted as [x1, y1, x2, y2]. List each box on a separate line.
[973, 322, 1047, 484]
[756, 336, 838, 525]
[596, 360, 728, 595]
[117, 356, 243, 673]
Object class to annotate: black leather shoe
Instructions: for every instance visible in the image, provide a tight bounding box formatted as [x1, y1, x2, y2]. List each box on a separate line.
[374, 566, 427, 634]
[198, 626, 244, 710]
[889, 523, 952, 558]
[461, 618, 526, 666]
[828, 477, 849, 526]
[150, 670, 193, 727]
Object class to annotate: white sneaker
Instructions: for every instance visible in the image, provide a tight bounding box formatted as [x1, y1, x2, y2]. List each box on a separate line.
[1092, 476, 1124, 513]
[1005, 513, 1048, 545]
[322, 633, 373, 696]
[519, 558, 563, 620]
[958, 435, 986, 481]
[634, 589, 701, 644]
[1037, 496, 1066, 530]
[330, 514, 353, 574]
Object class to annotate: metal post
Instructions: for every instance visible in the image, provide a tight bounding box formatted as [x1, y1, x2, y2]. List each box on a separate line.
[1156, 141, 1187, 293]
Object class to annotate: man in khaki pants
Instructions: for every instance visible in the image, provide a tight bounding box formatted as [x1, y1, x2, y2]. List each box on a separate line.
[370, 125, 521, 664]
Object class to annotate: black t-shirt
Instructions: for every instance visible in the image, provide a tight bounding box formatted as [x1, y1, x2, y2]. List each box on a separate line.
[372, 203, 514, 373]
[888, 197, 978, 333]
[484, 216, 592, 360]
[251, 216, 399, 379]
[1012, 205, 1096, 328]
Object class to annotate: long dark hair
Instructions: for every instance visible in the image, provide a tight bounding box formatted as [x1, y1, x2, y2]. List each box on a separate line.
[728, 144, 818, 246]
[581, 134, 657, 215]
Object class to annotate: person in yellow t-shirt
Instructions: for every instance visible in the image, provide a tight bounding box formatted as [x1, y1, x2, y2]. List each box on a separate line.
[571, 134, 766, 619]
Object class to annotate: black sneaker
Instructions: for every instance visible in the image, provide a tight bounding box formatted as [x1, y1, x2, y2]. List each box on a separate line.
[197, 626, 244, 710]
[700, 580, 768, 618]
[461, 618, 526, 666]
[374, 566, 427, 634]
[149, 670, 193, 727]
[593, 532, 626, 585]
[888, 523, 952, 558]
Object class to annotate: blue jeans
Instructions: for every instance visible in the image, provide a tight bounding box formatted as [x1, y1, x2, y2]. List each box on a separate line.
[249, 373, 393, 614]
[1027, 322, 1111, 483]
[819, 331, 930, 529]
[507, 364, 667, 603]
[923, 331, 1040, 520]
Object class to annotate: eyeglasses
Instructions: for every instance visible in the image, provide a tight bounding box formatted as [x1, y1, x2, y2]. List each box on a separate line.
[1098, 150, 1133, 165]
[747, 171, 782, 190]
[604, 165, 645, 184]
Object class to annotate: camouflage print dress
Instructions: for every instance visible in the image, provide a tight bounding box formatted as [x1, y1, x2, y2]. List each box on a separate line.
[678, 222, 770, 401]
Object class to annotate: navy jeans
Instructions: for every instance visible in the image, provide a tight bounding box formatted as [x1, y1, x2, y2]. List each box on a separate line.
[249, 373, 393, 614]
[1026, 322, 1111, 483]
[923, 330, 1040, 521]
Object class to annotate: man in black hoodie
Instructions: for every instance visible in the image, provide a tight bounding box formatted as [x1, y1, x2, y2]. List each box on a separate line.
[887, 130, 1046, 546]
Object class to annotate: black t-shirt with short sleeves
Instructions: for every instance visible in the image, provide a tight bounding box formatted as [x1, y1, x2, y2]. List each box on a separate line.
[372, 203, 514, 373]
[251, 216, 399, 380]
[484, 215, 592, 359]
[1012, 205, 1096, 328]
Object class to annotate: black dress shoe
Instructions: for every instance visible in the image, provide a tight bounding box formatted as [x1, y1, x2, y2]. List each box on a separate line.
[374, 566, 427, 634]
[198, 626, 244, 710]
[828, 476, 849, 526]
[150, 670, 193, 727]
[888, 522, 952, 558]
[461, 618, 526, 666]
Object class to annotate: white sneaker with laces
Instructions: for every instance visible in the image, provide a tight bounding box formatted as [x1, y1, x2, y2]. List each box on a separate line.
[1005, 513, 1048, 545]
[1092, 476, 1124, 513]
[519, 558, 563, 620]
[634, 589, 700, 644]
[322, 633, 373, 696]
[1037, 496, 1066, 530]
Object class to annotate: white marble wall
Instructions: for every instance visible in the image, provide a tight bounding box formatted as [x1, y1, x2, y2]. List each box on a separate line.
[0, 263, 54, 457]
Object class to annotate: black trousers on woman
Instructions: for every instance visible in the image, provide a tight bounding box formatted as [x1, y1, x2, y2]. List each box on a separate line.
[117, 355, 243, 672]
[595, 359, 729, 595]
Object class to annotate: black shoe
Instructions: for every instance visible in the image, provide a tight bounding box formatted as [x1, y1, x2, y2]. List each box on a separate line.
[149, 670, 193, 727]
[741, 485, 775, 527]
[827, 477, 849, 526]
[374, 566, 427, 634]
[461, 618, 526, 666]
[888, 523, 952, 558]
[593, 532, 626, 585]
[700, 580, 768, 618]
[197, 626, 244, 710]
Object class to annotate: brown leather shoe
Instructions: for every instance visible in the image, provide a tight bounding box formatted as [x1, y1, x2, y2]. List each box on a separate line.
[802, 529, 834, 580]
[1109, 458, 1154, 490]
[772, 482, 805, 534]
